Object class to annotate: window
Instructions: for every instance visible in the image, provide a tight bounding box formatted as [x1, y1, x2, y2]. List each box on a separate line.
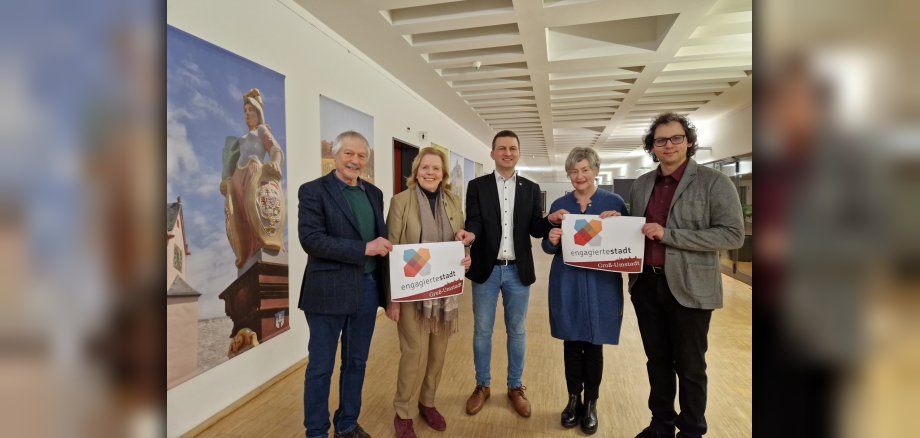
[174, 245, 183, 271]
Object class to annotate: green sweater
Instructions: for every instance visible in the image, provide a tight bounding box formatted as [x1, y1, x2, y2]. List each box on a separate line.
[341, 185, 376, 273]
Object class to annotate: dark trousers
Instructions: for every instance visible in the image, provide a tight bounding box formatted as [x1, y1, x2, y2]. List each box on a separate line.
[563, 340, 604, 400]
[631, 271, 713, 438]
[303, 274, 379, 438]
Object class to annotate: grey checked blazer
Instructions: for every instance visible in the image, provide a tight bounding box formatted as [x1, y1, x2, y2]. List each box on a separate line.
[627, 159, 745, 309]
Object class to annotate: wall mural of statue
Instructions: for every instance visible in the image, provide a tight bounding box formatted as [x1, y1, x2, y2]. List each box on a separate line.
[449, 150, 464, 205]
[166, 25, 289, 389]
[221, 88, 286, 268]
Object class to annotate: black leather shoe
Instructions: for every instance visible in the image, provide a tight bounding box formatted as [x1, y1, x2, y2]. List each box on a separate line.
[635, 425, 675, 438]
[580, 399, 598, 435]
[334, 424, 371, 438]
[560, 393, 581, 428]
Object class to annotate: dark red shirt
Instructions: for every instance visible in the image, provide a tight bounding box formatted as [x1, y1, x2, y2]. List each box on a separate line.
[644, 159, 689, 266]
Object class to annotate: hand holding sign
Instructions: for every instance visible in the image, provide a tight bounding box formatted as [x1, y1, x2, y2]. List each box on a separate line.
[548, 208, 569, 225]
[455, 229, 475, 246]
[641, 223, 665, 240]
[548, 228, 563, 246]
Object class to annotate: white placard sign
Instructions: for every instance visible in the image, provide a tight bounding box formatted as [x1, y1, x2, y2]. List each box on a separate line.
[389, 241, 465, 302]
[561, 214, 646, 273]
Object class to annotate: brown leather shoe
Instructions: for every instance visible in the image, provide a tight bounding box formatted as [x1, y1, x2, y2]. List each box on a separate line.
[465, 385, 490, 415]
[507, 386, 531, 417]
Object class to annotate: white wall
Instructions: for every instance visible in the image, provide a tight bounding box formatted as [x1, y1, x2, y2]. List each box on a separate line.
[694, 104, 753, 164]
[166, 0, 493, 436]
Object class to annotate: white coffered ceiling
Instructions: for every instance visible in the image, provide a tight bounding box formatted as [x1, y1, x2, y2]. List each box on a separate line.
[294, 0, 752, 181]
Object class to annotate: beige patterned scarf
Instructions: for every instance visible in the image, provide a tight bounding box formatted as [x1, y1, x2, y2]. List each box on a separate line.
[415, 187, 460, 335]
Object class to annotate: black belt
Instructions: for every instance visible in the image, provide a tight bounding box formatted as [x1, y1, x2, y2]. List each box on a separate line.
[495, 259, 516, 266]
[644, 265, 665, 275]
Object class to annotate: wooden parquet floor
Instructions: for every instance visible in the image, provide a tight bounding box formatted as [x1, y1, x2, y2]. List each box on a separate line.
[190, 240, 752, 437]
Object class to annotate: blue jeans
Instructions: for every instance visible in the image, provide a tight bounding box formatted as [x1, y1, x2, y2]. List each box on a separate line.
[303, 274, 379, 438]
[472, 265, 530, 388]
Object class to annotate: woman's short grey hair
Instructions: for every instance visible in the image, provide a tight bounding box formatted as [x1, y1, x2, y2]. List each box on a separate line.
[332, 130, 371, 156]
[564, 147, 601, 173]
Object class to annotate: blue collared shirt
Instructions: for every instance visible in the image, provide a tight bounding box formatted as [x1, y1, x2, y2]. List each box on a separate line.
[333, 171, 366, 192]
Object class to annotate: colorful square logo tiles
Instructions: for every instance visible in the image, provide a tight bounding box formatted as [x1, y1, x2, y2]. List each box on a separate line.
[574, 219, 603, 246]
[403, 248, 431, 277]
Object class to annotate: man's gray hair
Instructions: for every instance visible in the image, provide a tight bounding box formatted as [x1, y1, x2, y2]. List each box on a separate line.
[332, 130, 371, 156]
[564, 147, 601, 173]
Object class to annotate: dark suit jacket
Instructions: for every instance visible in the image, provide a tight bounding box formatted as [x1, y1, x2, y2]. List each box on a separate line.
[465, 172, 553, 286]
[297, 171, 387, 315]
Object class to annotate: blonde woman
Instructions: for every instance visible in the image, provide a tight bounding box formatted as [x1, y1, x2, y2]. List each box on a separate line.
[386, 147, 472, 438]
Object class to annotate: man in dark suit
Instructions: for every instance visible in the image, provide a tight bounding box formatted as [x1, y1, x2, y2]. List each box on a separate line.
[298, 130, 392, 438]
[462, 130, 562, 418]
[628, 114, 744, 438]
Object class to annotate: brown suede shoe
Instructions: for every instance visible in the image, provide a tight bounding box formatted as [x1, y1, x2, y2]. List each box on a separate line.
[418, 403, 447, 431]
[507, 386, 531, 417]
[465, 385, 490, 415]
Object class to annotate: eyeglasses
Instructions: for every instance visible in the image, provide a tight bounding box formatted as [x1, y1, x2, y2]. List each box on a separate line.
[653, 135, 686, 147]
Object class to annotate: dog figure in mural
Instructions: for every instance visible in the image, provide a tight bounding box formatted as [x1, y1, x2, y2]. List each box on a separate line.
[228, 328, 260, 358]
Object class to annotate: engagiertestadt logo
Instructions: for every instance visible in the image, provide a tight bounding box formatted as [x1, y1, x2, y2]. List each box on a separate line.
[573, 219, 603, 246]
[403, 248, 431, 277]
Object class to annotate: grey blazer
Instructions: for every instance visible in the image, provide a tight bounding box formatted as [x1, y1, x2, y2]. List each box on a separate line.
[628, 159, 745, 309]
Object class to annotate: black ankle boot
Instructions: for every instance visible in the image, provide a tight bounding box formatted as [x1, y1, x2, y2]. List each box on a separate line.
[581, 399, 598, 435]
[560, 393, 581, 428]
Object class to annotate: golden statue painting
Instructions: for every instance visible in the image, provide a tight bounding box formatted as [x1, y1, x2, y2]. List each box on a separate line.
[220, 88, 285, 268]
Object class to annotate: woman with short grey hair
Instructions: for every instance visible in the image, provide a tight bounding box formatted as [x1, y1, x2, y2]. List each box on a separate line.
[542, 146, 628, 435]
[564, 147, 601, 174]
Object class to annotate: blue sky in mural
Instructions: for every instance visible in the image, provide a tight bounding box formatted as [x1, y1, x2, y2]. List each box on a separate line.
[167, 25, 287, 319]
